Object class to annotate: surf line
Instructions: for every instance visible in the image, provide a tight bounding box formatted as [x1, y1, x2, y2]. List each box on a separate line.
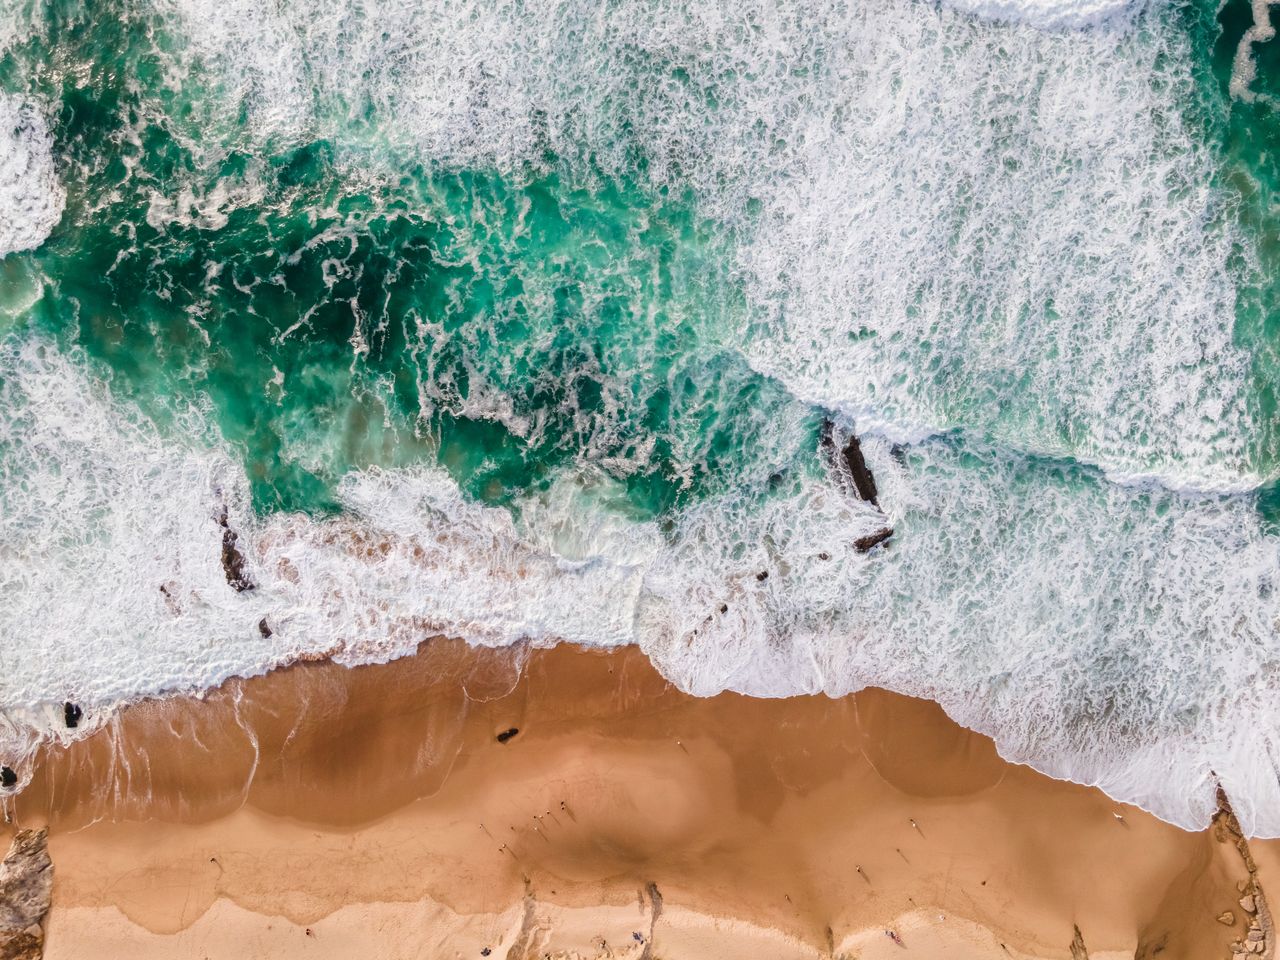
[820, 418, 893, 553]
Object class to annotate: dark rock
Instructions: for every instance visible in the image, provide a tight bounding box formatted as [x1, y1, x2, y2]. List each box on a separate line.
[854, 527, 893, 553]
[63, 702, 81, 729]
[0, 929, 41, 960]
[1069, 925, 1089, 960]
[496, 727, 520, 744]
[258, 618, 272, 639]
[719, 604, 728, 614]
[219, 508, 254, 592]
[820, 418, 879, 505]
[842, 434, 879, 504]
[0, 769, 15, 789]
[0, 828, 52, 960]
[756, 571, 768, 581]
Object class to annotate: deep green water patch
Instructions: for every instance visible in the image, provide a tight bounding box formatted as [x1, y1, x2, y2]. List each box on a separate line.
[2, 0, 820, 518]
[43, 156, 815, 515]
[1211, 0, 1280, 519]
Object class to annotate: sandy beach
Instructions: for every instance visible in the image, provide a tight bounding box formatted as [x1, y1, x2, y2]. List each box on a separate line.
[3, 640, 1275, 959]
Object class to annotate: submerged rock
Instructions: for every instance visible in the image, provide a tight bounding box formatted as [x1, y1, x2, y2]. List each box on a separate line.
[62, 702, 81, 729]
[258, 618, 272, 639]
[0, 769, 15, 789]
[0, 828, 52, 960]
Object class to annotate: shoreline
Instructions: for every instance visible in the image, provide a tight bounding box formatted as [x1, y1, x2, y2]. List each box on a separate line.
[5, 639, 1277, 958]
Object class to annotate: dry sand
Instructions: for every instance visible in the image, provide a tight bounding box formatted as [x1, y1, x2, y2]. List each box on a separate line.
[3, 640, 1273, 959]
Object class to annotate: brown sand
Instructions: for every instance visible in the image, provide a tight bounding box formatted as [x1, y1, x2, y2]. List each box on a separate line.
[4, 640, 1273, 959]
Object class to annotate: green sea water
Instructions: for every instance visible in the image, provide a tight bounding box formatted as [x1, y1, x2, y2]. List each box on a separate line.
[1, 0, 1277, 520]
[1, 0, 830, 523]
[3, 0, 1280, 834]
[1214, 0, 1280, 520]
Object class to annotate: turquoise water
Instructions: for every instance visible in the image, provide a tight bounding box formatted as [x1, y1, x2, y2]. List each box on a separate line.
[3, 0, 821, 522]
[2, 0, 1280, 833]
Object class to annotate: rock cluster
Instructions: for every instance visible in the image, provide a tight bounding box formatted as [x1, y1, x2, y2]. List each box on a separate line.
[0, 828, 52, 960]
[819, 419, 894, 554]
[218, 508, 254, 592]
[1231, 888, 1269, 956]
[1215, 787, 1274, 959]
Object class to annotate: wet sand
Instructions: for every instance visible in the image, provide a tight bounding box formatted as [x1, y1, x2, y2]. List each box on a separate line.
[4, 640, 1273, 959]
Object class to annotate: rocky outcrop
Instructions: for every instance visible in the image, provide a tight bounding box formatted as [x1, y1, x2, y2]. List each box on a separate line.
[1069, 924, 1090, 960]
[218, 508, 254, 592]
[0, 828, 52, 959]
[840, 433, 879, 506]
[854, 527, 893, 554]
[1214, 787, 1274, 959]
[639, 882, 663, 960]
[820, 419, 879, 505]
[821, 419, 894, 553]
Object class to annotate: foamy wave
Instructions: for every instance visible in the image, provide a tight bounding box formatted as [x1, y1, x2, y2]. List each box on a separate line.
[0, 96, 64, 257]
[937, 0, 1140, 28]
[6, 0, 1280, 837]
[728, 4, 1259, 498]
[0, 339, 641, 713]
[146, 0, 1266, 495]
[3, 341, 1280, 835]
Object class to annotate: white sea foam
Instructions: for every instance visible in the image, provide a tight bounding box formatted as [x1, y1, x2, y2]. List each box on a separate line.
[0, 341, 643, 745]
[3, 341, 1279, 835]
[143, 0, 1266, 495]
[1230, 0, 1279, 102]
[0, 0, 41, 60]
[938, 0, 1140, 28]
[0, 95, 64, 257]
[6, 0, 1280, 835]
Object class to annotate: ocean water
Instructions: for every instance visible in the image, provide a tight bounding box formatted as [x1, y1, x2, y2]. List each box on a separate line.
[1, 0, 1279, 833]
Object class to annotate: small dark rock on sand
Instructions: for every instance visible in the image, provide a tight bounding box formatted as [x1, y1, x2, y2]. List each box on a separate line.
[496, 727, 520, 744]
